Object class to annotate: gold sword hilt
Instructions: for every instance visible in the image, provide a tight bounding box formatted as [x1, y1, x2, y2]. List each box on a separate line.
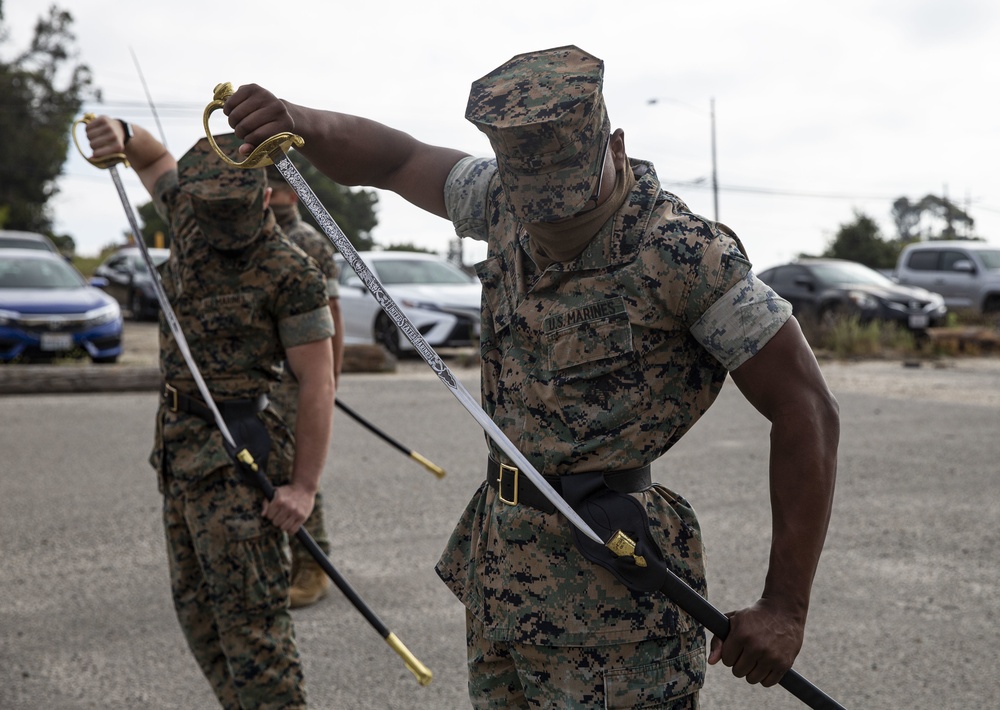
[204, 82, 304, 168]
[72, 113, 129, 169]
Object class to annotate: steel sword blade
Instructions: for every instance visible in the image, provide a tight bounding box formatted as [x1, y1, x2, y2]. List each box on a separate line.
[266, 148, 605, 546]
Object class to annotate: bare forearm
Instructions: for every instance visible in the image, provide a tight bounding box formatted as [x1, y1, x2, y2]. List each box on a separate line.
[763, 399, 839, 620]
[291, 371, 334, 494]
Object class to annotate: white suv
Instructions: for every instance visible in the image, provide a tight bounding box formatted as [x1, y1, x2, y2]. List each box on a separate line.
[894, 240, 1000, 313]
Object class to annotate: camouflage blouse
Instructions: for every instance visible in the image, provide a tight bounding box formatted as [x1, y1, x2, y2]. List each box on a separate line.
[436, 156, 791, 646]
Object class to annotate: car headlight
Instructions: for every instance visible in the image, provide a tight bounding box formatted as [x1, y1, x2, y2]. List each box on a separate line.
[0, 308, 18, 326]
[85, 302, 122, 326]
[847, 290, 879, 310]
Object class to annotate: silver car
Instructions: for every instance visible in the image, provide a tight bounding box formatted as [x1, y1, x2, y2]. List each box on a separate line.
[334, 251, 481, 356]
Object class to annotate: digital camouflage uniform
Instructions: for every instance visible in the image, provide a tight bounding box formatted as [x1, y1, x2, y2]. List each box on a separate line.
[435, 46, 792, 708]
[267, 197, 340, 566]
[149, 135, 334, 709]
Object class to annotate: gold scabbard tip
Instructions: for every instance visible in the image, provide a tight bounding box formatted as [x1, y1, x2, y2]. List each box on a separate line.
[386, 632, 433, 686]
[411, 452, 446, 479]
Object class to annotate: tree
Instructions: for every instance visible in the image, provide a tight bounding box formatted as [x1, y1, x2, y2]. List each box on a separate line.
[287, 150, 378, 252]
[0, 3, 99, 241]
[822, 210, 900, 270]
[891, 194, 976, 242]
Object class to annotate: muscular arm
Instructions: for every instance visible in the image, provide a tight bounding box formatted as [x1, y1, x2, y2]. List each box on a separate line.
[224, 85, 469, 218]
[84, 116, 175, 196]
[262, 337, 335, 533]
[710, 317, 840, 686]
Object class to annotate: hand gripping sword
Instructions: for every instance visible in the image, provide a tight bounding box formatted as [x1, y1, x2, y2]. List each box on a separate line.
[205, 84, 846, 710]
[72, 114, 433, 687]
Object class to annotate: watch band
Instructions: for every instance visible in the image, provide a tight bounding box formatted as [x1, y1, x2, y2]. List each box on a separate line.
[118, 119, 133, 145]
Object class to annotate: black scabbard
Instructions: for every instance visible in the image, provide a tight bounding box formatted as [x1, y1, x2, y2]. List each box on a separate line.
[560, 476, 846, 710]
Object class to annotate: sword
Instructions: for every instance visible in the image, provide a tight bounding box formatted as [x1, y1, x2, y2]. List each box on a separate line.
[72, 113, 433, 687]
[336, 399, 446, 479]
[205, 85, 846, 710]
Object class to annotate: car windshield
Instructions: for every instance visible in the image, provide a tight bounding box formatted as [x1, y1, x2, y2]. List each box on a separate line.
[372, 258, 474, 286]
[808, 262, 894, 287]
[976, 249, 1000, 269]
[130, 252, 170, 274]
[0, 256, 86, 289]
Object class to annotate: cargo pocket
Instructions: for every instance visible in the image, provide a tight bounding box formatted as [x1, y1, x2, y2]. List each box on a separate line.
[603, 639, 706, 709]
[216, 513, 290, 631]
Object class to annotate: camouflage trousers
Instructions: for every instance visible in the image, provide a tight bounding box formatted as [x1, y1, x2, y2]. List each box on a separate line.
[466, 610, 704, 709]
[163, 467, 306, 709]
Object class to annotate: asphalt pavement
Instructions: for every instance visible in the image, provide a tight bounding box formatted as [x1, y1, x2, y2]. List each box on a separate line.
[1, 332, 999, 709]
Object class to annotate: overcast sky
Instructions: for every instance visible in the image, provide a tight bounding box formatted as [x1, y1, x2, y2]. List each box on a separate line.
[5, 0, 999, 270]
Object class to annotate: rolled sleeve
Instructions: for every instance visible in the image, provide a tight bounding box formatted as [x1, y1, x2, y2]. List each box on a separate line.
[690, 271, 792, 370]
[445, 156, 496, 242]
[278, 306, 335, 349]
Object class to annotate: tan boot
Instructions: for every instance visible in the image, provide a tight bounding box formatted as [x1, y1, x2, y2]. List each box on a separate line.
[289, 560, 331, 609]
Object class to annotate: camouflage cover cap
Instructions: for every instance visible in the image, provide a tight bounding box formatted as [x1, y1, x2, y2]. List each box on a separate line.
[178, 133, 267, 251]
[466, 45, 610, 223]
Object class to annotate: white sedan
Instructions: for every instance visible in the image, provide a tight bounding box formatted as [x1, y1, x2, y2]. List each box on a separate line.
[333, 251, 481, 356]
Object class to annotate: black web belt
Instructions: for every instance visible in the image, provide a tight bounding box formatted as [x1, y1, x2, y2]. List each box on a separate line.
[161, 382, 269, 423]
[487, 456, 652, 515]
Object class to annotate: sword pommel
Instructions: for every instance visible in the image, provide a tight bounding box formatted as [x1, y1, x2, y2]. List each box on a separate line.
[204, 82, 305, 169]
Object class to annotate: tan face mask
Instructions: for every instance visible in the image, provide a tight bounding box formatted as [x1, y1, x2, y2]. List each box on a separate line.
[524, 162, 636, 269]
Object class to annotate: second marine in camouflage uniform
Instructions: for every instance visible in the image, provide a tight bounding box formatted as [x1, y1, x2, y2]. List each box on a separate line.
[86, 118, 336, 710]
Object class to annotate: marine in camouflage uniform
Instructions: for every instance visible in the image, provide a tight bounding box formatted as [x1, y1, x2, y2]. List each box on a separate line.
[224, 45, 839, 709]
[85, 119, 335, 709]
[265, 163, 344, 608]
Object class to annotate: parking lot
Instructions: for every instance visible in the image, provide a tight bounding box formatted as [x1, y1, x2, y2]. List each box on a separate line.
[1, 330, 998, 708]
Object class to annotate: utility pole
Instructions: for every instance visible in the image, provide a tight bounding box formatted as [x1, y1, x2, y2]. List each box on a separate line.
[648, 96, 719, 222]
[710, 97, 718, 222]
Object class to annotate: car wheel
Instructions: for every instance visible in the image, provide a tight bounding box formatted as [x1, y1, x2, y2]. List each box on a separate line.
[374, 312, 401, 357]
[92, 355, 119, 365]
[983, 295, 1000, 314]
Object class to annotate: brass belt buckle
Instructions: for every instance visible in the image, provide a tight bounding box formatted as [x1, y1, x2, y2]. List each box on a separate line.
[498, 463, 519, 506]
[164, 383, 179, 412]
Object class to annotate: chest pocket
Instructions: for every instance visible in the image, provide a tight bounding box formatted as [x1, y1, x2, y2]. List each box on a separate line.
[542, 296, 647, 439]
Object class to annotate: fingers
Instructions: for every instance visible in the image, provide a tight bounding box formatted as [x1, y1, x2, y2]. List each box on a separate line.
[84, 115, 124, 156]
[223, 84, 293, 154]
[708, 611, 793, 687]
[261, 492, 306, 534]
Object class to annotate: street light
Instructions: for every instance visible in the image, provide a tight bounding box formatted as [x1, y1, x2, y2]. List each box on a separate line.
[647, 97, 719, 222]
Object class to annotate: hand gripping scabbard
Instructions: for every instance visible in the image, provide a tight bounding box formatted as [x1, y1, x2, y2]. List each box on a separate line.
[561, 475, 847, 710]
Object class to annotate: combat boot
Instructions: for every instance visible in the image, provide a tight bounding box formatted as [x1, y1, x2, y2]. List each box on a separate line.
[289, 560, 331, 609]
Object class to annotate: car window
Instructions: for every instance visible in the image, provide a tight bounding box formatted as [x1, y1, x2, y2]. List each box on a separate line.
[0, 257, 86, 289]
[905, 250, 940, 271]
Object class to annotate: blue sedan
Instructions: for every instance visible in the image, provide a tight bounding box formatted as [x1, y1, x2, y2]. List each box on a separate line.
[0, 249, 123, 364]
